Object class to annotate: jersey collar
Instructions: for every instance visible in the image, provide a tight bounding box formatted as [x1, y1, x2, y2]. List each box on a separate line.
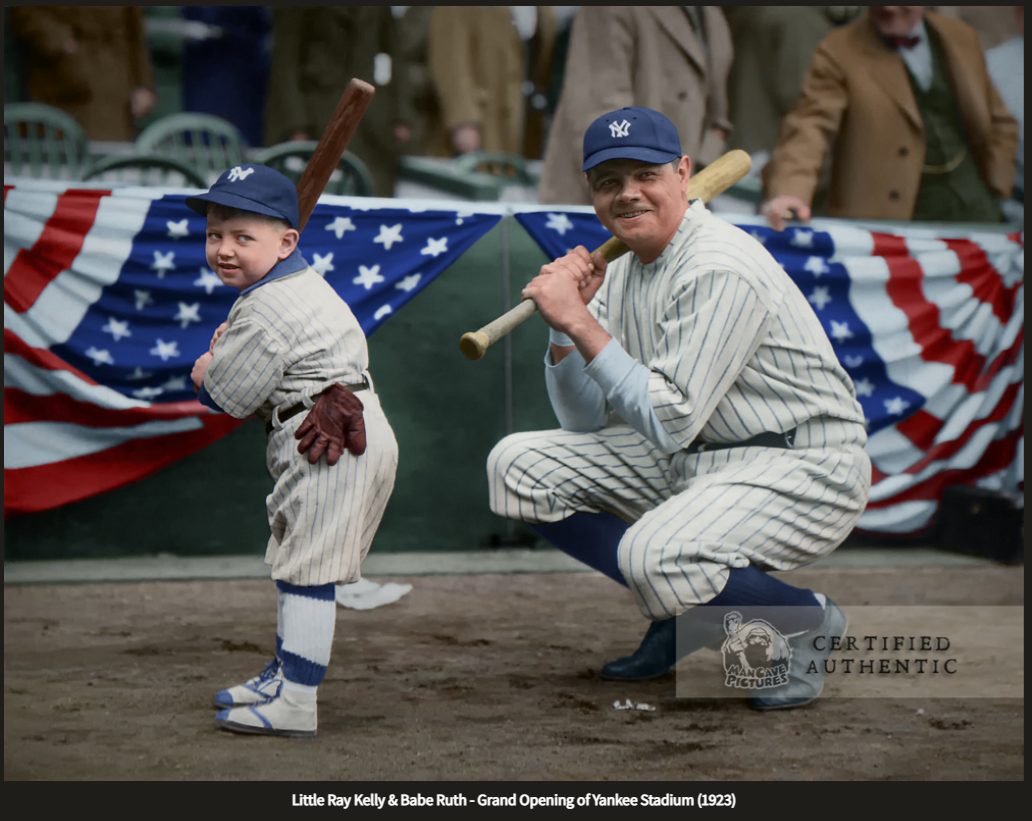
[240, 247, 309, 296]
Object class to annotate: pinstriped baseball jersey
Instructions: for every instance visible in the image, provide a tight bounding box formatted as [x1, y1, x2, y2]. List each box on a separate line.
[205, 264, 398, 587]
[587, 199, 866, 447]
[488, 202, 871, 619]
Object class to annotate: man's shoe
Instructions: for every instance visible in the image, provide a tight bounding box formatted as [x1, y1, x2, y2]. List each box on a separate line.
[750, 596, 847, 711]
[600, 616, 726, 681]
[214, 658, 283, 709]
[215, 687, 317, 739]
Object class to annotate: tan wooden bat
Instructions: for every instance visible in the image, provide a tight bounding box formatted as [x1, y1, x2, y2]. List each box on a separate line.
[459, 149, 752, 360]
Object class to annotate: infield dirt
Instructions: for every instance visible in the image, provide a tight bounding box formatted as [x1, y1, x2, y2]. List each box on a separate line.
[4, 565, 1023, 781]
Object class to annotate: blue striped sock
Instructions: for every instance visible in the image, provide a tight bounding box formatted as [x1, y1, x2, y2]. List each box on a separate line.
[276, 581, 337, 688]
[529, 512, 629, 586]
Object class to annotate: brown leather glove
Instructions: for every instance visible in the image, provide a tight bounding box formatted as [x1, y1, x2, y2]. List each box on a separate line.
[295, 384, 367, 466]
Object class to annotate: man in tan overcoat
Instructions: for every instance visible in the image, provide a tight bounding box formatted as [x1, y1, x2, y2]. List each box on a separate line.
[761, 6, 1017, 228]
[537, 7, 734, 205]
[264, 7, 403, 198]
[10, 6, 155, 141]
[427, 7, 526, 158]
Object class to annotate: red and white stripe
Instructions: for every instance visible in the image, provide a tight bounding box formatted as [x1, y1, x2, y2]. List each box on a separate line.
[4, 183, 242, 517]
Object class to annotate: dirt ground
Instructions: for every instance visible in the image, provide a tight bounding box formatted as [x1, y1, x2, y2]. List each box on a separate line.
[4, 565, 1024, 781]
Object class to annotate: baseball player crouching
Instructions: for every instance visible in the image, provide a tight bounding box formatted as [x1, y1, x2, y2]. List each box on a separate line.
[487, 108, 871, 709]
[188, 166, 398, 737]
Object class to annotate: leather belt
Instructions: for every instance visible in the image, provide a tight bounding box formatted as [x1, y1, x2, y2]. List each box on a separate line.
[265, 377, 370, 435]
[687, 427, 797, 455]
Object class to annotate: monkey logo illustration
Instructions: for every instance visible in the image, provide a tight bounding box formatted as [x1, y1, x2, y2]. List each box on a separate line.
[721, 612, 791, 689]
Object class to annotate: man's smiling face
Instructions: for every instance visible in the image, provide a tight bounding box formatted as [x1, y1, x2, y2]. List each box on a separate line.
[588, 157, 691, 264]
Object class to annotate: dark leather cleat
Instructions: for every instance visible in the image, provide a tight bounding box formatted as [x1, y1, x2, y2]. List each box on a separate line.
[750, 596, 848, 711]
[600, 616, 725, 681]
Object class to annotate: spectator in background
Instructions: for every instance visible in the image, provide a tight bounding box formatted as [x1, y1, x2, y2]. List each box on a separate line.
[986, 7, 1023, 226]
[428, 7, 526, 157]
[181, 7, 271, 148]
[393, 6, 445, 157]
[537, 7, 733, 205]
[761, 7, 1018, 229]
[264, 7, 404, 198]
[10, 6, 156, 141]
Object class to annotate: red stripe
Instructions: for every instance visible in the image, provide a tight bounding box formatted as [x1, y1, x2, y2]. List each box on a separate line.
[3, 188, 109, 313]
[4, 387, 210, 427]
[4, 413, 245, 518]
[896, 381, 1022, 474]
[865, 425, 1023, 508]
[872, 231, 1017, 392]
[942, 239, 1019, 323]
[4, 328, 99, 384]
[4, 184, 14, 204]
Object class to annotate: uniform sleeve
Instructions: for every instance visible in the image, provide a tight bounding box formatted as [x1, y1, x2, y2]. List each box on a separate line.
[544, 346, 608, 431]
[637, 268, 771, 450]
[202, 317, 287, 419]
[761, 38, 850, 204]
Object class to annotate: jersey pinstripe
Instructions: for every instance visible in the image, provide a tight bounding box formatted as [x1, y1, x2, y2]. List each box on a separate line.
[205, 266, 398, 587]
[488, 203, 871, 619]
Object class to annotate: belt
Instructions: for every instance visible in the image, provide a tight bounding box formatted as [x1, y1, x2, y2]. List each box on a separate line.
[687, 427, 797, 455]
[265, 377, 370, 435]
[923, 148, 967, 175]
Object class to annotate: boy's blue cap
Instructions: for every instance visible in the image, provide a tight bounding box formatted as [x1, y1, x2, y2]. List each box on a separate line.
[185, 164, 300, 229]
[582, 107, 682, 172]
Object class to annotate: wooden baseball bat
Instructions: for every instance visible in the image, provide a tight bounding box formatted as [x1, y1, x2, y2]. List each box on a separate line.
[459, 149, 752, 361]
[296, 78, 376, 233]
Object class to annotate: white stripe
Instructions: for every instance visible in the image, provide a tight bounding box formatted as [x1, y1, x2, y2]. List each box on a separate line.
[20, 192, 151, 347]
[4, 417, 203, 470]
[858, 501, 937, 533]
[4, 352, 149, 409]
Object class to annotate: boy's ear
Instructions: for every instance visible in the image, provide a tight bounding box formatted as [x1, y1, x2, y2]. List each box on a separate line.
[279, 228, 300, 259]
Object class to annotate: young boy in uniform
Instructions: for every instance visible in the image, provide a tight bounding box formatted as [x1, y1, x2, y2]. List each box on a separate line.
[188, 165, 398, 738]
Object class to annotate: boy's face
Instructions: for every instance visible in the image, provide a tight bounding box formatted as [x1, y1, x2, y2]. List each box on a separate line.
[205, 211, 299, 291]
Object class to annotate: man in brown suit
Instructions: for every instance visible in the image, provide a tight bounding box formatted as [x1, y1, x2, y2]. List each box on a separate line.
[264, 7, 403, 198]
[10, 7, 156, 141]
[538, 7, 734, 205]
[762, 6, 1018, 229]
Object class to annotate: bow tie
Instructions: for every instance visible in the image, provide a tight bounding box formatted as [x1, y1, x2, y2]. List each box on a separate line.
[887, 34, 921, 50]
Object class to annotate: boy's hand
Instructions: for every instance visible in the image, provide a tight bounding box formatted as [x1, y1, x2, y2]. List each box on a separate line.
[295, 383, 367, 466]
[191, 352, 214, 392]
[209, 321, 228, 354]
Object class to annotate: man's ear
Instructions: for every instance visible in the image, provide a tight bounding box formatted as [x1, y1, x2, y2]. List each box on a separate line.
[678, 156, 692, 193]
[279, 228, 300, 259]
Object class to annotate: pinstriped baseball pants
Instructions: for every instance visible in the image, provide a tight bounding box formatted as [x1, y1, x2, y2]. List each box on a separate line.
[488, 415, 871, 620]
[264, 391, 398, 587]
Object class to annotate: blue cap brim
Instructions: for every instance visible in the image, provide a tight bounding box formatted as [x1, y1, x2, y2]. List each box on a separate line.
[583, 146, 681, 172]
[184, 190, 296, 228]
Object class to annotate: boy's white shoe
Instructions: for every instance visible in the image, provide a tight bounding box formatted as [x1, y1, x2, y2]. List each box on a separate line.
[215, 687, 317, 739]
[213, 659, 284, 709]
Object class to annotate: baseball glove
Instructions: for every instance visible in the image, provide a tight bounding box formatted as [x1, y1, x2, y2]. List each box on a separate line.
[295, 383, 367, 465]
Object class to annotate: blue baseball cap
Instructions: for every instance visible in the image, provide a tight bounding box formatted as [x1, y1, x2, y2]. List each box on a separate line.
[582, 107, 682, 172]
[186, 164, 300, 229]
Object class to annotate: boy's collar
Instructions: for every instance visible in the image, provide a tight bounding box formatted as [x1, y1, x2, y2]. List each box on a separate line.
[239, 247, 308, 295]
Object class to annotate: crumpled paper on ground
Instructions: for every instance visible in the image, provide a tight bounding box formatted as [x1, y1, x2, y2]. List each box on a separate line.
[336, 578, 413, 610]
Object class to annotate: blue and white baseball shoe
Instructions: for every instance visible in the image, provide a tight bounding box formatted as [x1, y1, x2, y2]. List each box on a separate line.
[213, 658, 284, 709]
[215, 688, 317, 739]
[750, 595, 848, 711]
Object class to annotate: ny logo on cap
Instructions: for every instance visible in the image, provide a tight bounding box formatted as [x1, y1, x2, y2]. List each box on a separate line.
[227, 166, 256, 182]
[608, 119, 631, 139]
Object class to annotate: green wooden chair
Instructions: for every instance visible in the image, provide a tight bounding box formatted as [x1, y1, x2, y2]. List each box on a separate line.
[4, 102, 90, 180]
[253, 141, 376, 197]
[454, 152, 536, 187]
[135, 113, 246, 184]
[81, 153, 207, 188]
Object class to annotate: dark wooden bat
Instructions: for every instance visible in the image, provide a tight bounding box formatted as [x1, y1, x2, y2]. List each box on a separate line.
[296, 78, 376, 232]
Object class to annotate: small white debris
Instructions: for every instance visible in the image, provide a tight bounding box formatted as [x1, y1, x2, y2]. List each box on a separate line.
[916, 708, 925, 716]
[634, 702, 656, 712]
[613, 699, 656, 712]
[613, 699, 633, 710]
